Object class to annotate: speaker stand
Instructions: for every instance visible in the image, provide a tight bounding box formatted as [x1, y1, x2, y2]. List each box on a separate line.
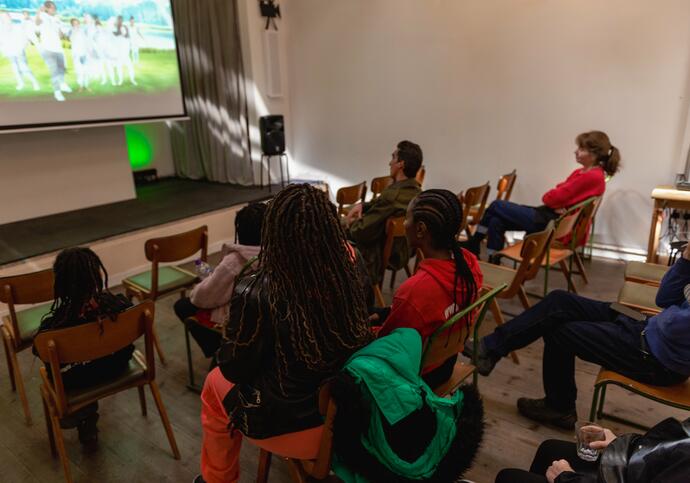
[260, 153, 289, 192]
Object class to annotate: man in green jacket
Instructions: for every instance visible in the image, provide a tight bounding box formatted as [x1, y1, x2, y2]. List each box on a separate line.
[345, 140, 423, 283]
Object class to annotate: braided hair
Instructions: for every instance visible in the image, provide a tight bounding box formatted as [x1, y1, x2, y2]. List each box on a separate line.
[411, 189, 478, 329]
[43, 247, 120, 329]
[238, 184, 372, 389]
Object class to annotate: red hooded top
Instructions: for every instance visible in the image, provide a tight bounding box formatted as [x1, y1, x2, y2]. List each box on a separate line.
[541, 166, 606, 209]
[376, 250, 483, 372]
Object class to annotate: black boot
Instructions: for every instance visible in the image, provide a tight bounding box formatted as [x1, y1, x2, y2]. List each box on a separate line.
[77, 412, 99, 449]
[517, 397, 577, 430]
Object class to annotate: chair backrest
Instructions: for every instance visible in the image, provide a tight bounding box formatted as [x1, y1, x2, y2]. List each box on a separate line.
[496, 170, 517, 201]
[336, 182, 367, 216]
[553, 205, 584, 240]
[421, 284, 507, 370]
[569, 197, 600, 249]
[510, 223, 556, 289]
[34, 301, 155, 414]
[144, 225, 208, 264]
[0, 268, 54, 345]
[463, 182, 491, 225]
[299, 382, 336, 479]
[370, 175, 394, 200]
[380, 216, 407, 279]
[415, 166, 426, 186]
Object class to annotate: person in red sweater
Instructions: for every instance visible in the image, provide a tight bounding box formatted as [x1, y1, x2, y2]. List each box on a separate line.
[372, 189, 483, 388]
[464, 131, 621, 260]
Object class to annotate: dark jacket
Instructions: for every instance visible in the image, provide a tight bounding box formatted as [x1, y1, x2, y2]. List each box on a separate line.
[33, 292, 134, 390]
[558, 417, 690, 483]
[349, 177, 421, 283]
[218, 271, 367, 439]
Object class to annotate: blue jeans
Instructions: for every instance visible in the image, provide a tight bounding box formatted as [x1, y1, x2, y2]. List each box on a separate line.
[483, 290, 686, 411]
[477, 200, 545, 251]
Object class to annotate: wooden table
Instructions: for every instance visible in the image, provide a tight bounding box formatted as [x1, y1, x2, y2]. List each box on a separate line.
[646, 185, 690, 263]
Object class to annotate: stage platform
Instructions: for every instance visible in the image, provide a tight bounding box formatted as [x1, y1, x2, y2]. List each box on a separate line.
[0, 178, 275, 267]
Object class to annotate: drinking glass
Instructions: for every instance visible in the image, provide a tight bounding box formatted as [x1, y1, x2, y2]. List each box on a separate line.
[576, 421, 605, 461]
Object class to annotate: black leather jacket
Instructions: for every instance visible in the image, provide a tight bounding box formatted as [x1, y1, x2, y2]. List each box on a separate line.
[217, 271, 361, 439]
[558, 417, 690, 483]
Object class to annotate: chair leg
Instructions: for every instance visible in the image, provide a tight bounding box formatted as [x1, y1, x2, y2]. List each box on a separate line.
[559, 260, 578, 294]
[1, 331, 16, 391]
[389, 270, 397, 289]
[149, 381, 181, 459]
[597, 385, 607, 419]
[373, 284, 385, 307]
[489, 298, 519, 364]
[403, 264, 412, 277]
[50, 410, 73, 483]
[8, 344, 32, 425]
[589, 385, 600, 422]
[184, 323, 196, 390]
[256, 449, 273, 483]
[138, 386, 147, 416]
[286, 459, 308, 483]
[42, 393, 57, 457]
[517, 286, 531, 310]
[573, 251, 589, 284]
[152, 326, 167, 366]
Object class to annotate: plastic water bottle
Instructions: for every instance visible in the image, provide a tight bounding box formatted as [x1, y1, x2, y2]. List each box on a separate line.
[195, 260, 213, 280]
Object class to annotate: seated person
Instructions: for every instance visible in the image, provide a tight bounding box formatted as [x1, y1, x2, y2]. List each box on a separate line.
[496, 417, 690, 482]
[34, 247, 133, 446]
[344, 140, 423, 283]
[466, 242, 690, 429]
[196, 184, 373, 483]
[373, 189, 483, 388]
[464, 131, 620, 260]
[173, 202, 266, 364]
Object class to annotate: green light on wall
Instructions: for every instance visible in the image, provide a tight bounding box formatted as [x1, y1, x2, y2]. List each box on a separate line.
[125, 125, 154, 170]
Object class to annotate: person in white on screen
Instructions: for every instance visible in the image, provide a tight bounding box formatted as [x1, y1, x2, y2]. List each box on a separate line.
[128, 16, 144, 64]
[35, 1, 71, 101]
[112, 15, 137, 86]
[69, 18, 90, 91]
[0, 11, 40, 91]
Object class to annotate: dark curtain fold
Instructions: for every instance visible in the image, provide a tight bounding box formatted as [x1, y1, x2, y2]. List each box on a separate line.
[171, 0, 253, 184]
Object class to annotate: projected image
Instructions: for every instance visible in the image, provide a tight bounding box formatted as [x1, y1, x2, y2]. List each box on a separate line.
[0, 0, 180, 103]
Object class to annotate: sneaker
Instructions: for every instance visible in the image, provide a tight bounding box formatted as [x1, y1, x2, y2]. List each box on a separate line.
[463, 338, 499, 376]
[60, 83, 73, 93]
[54, 90, 65, 102]
[517, 397, 577, 430]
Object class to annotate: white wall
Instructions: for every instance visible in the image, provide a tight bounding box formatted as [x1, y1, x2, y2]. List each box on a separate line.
[283, 0, 690, 252]
[0, 126, 136, 224]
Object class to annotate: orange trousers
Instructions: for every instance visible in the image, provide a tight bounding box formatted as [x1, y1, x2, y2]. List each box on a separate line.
[201, 367, 323, 483]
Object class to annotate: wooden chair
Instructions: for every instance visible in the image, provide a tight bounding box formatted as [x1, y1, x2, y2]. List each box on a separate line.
[415, 165, 426, 186]
[373, 216, 407, 307]
[336, 182, 367, 217]
[34, 301, 180, 483]
[422, 284, 507, 394]
[498, 199, 591, 296]
[624, 261, 669, 286]
[122, 225, 209, 364]
[478, 224, 556, 364]
[0, 268, 54, 425]
[617, 281, 662, 315]
[495, 169, 517, 202]
[370, 175, 394, 201]
[256, 383, 335, 483]
[462, 182, 491, 238]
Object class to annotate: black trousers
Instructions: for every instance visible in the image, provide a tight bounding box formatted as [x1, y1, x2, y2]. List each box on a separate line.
[483, 290, 686, 411]
[495, 439, 598, 483]
[173, 297, 223, 358]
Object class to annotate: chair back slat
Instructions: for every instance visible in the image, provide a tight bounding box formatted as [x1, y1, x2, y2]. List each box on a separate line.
[380, 216, 407, 278]
[553, 207, 583, 240]
[422, 284, 507, 370]
[463, 182, 491, 226]
[496, 170, 517, 201]
[570, 197, 600, 249]
[144, 225, 208, 263]
[34, 301, 154, 365]
[336, 182, 367, 216]
[370, 176, 394, 200]
[0, 269, 54, 305]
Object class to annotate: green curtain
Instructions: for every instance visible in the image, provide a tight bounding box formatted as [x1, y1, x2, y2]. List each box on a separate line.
[171, 0, 254, 184]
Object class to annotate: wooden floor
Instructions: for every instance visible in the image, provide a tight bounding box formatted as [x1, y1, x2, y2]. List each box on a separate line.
[1, 254, 686, 483]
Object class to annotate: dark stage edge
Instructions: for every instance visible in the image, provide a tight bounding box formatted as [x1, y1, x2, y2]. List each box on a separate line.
[0, 178, 276, 266]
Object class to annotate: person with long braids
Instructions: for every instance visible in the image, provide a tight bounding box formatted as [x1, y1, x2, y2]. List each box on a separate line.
[33, 247, 133, 446]
[196, 184, 373, 483]
[464, 131, 620, 260]
[373, 189, 483, 388]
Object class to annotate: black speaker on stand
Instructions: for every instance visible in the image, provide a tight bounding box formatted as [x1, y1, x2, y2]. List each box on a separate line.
[259, 115, 289, 192]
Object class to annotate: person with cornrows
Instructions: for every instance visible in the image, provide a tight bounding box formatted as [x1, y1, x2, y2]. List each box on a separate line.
[464, 131, 620, 261]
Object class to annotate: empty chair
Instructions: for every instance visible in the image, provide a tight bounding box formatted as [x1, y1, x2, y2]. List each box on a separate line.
[336, 181, 367, 217]
[625, 261, 669, 286]
[617, 281, 662, 314]
[0, 268, 54, 425]
[495, 169, 517, 201]
[462, 182, 491, 238]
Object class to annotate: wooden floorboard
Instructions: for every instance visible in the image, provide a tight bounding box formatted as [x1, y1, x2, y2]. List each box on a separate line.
[1, 255, 687, 482]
